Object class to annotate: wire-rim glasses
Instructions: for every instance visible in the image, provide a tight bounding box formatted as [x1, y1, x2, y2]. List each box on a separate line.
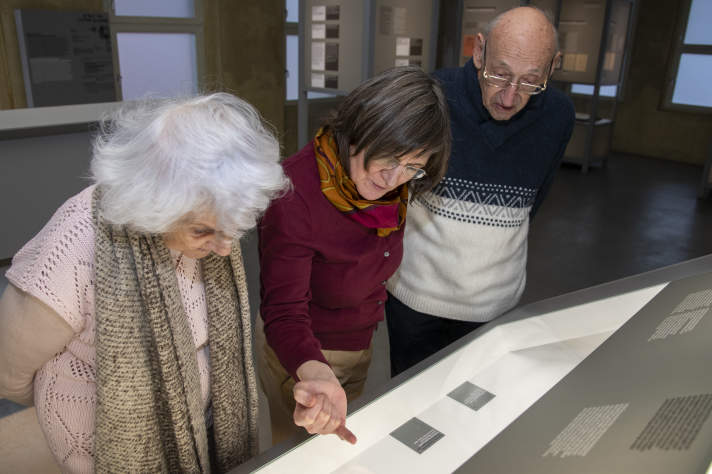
[373, 157, 427, 180]
[481, 41, 553, 95]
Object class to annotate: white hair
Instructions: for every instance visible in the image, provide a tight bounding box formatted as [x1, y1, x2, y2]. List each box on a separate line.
[91, 92, 289, 237]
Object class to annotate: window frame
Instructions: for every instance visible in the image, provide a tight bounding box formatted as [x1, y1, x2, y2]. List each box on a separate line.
[569, 83, 619, 100]
[105, 0, 205, 101]
[285, 10, 298, 104]
[662, 0, 712, 113]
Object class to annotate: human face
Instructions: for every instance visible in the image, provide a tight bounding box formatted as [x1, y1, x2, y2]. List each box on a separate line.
[348, 149, 429, 201]
[474, 34, 554, 121]
[163, 214, 233, 259]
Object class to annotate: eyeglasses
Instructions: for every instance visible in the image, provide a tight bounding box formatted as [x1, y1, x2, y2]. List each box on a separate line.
[373, 157, 427, 180]
[481, 41, 551, 95]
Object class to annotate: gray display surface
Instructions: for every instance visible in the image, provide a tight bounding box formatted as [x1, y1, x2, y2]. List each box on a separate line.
[230, 255, 712, 474]
[456, 271, 712, 474]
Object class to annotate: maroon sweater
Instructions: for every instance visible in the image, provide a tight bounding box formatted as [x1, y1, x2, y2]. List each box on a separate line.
[259, 144, 404, 378]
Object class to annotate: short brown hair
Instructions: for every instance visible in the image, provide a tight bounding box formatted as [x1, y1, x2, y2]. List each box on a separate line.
[327, 66, 451, 199]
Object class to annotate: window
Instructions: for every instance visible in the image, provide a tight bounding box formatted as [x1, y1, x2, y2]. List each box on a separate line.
[664, 0, 712, 111]
[109, 0, 203, 101]
[570, 84, 618, 98]
[285, 1, 299, 101]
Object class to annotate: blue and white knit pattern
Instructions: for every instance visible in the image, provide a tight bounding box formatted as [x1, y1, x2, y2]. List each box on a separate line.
[388, 183, 530, 322]
[419, 177, 537, 228]
[387, 59, 574, 323]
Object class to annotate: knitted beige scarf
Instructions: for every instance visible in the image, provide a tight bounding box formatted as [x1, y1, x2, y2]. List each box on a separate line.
[92, 187, 258, 473]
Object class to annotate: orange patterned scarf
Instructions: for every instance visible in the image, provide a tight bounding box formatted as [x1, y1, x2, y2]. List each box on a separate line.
[314, 127, 407, 237]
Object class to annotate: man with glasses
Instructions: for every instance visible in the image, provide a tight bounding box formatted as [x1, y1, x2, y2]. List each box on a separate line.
[386, 6, 575, 376]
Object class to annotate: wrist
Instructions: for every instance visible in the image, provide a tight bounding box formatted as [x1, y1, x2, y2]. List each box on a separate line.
[296, 360, 337, 383]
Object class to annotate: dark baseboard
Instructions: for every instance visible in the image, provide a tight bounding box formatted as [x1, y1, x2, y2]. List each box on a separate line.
[0, 258, 10, 267]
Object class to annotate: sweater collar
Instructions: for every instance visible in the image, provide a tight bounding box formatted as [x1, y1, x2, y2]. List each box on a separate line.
[461, 58, 547, 149]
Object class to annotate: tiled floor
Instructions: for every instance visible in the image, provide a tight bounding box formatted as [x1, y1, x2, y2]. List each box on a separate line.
[1, 152, 711, 470]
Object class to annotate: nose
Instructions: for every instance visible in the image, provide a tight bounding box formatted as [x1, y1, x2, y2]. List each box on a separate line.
[500, 84, 518, 107]
[209, 237, 232, 257]
[383, 166, 402, 188]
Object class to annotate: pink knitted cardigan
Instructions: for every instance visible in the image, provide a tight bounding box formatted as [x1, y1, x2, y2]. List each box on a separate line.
[6, 186, 212, 474]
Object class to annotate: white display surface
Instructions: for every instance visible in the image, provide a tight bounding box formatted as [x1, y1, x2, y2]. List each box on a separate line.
[251, 283, 667, 474]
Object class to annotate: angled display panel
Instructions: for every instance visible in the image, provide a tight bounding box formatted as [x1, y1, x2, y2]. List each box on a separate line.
[459, 270, 712, 473]
[233, 256, 712, 474]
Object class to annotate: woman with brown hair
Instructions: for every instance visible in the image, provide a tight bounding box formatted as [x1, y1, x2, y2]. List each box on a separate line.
[257, 66, 451, 445]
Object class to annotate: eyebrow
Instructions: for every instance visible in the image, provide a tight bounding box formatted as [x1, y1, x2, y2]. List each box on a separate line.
[491, 59, 545, 75]
[402, 160, 428, 169]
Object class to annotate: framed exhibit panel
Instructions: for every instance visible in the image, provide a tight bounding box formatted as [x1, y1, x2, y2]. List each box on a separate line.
[304, 0, 369, 94]
[14, 9, 117, 107]
[373, 0, 439, 74]
[232, 254, 712, 474]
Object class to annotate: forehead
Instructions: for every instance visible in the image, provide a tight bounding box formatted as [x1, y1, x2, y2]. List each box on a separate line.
[486, 38, 551, 74]
[179, 213, 218, 229]
[397, 149, 430, 165]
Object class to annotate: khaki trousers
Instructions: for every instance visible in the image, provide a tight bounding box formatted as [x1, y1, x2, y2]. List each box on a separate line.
[254, 317, 373, 446]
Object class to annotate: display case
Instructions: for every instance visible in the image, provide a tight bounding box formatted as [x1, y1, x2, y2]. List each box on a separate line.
[552, 0, 636, 172]
[232, 255, 712, 474]
[457, 0, 519, 66]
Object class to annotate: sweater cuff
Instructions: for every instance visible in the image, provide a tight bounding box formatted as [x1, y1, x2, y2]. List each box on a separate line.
[267, 334, 329, 380]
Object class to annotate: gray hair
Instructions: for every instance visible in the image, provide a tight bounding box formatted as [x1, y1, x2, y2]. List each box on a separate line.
[484, 6, 560, 53]
[91, 93, 289, 237]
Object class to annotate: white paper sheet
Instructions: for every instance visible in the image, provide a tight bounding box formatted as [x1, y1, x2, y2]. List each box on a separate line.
[312, 5, 326, 22]
[312, 23, 326, 40]
[311, 72, 325, 88]
[395, 37, 410, 57]
[311, 41, 325, 70]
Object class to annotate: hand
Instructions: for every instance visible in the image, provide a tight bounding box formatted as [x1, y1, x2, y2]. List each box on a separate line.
[293, 361, 357, 444]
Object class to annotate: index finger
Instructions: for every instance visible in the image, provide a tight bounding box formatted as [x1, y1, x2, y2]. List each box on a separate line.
[335, 423, 357, 445]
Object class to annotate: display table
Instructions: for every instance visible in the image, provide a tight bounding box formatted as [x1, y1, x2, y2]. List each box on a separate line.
[233, 255, 712, 474]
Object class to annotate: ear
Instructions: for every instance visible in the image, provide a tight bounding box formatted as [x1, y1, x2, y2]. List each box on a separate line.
[473, 33, 486, 69]
[550, 51, 562, 77]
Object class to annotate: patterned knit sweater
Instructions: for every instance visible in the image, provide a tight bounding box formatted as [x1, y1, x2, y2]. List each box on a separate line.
[6, 186, 213, 473]
[388, 59, 575, 322]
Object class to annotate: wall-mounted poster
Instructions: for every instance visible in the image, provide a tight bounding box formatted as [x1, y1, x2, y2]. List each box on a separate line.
[306, 0, 363, 92]
[15, 9, 117, 107]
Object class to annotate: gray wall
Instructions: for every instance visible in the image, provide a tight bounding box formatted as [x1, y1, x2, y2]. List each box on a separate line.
[0, 131, 93, 260]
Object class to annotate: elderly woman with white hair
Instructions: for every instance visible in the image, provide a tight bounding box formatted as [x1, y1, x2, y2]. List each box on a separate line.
[0, 93, 289, 473]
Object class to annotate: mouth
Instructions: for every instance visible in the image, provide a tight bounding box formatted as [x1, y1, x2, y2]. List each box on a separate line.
[369, 180, 389, 194]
